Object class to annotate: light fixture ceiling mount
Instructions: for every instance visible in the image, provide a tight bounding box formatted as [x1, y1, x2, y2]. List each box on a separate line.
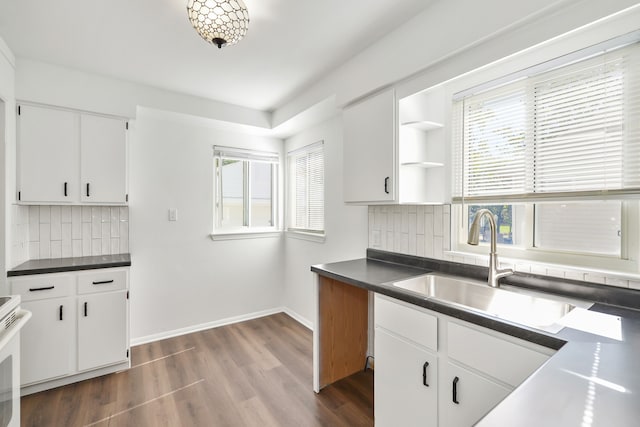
[187, 0, 249, 49]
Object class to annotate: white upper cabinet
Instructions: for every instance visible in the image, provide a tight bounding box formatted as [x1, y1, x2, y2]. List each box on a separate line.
[342, 85, 449, 205]
[343, 88, 396, 203]
[18, 105, 79, 203]
[17, 103, 128, 205]
[80, 114, 127, 204]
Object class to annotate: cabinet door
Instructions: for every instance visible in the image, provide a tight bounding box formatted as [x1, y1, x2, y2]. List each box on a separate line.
[77, 290, 128, 371]
[343, 89, 396, 203]
[80, 114, 127, 203]
[18, 105, 79, 203]
[375, 327, 438, 427]
[21, 297, 75, 385]
[441, 362, 511, 427]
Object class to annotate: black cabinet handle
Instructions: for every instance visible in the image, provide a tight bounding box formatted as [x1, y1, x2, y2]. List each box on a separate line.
[86, 183, 90, 197]
[384, 177, 390, 194]
[422, 361, 430, 387]
[59, 305, 63, 321]
[29, 286, 54, 292]
[92, 280, 114, 285]
[64, 182, 68, 197]
[453, 376, 460, 404]
[84, 302, 88, 317]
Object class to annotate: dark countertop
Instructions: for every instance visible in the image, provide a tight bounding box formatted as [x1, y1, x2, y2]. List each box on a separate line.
[8, 254, 131, 276]
[311, 249, 640, 426]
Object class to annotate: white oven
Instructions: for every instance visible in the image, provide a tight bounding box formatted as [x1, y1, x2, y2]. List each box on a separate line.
[0, 296, 31, 427]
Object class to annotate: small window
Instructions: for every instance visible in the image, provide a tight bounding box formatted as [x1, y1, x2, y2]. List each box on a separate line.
[213, 146, 279, 234]
[287, 141, 325, 235]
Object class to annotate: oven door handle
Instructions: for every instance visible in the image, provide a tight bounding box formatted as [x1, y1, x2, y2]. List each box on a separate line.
[0, 309, 32, 351]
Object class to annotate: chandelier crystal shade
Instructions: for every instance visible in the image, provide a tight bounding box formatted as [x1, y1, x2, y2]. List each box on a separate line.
[187, 0, 249, 49]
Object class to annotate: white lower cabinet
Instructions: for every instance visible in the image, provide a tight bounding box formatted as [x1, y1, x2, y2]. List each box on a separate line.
[78, 290, 128, 371]
[441, 362, 510, 427]
[374, 295, 552, 427]
[10, 268, 130, 392]
[21, 297, 75, 384]
[375, 328, 438, 427]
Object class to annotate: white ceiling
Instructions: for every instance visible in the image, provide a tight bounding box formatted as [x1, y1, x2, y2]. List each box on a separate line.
[0, 0, 433, 112]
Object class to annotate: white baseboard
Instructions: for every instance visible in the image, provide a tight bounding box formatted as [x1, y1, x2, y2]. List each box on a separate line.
[130, 307, 284, 346]
[282, 307, 313, 330]
[130, 306, 314, 347]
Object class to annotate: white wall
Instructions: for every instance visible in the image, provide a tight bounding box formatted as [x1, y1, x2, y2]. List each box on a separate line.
[0, 36, 16, 292]
[129, 108, 284, 342]
[273, 0, 640, 125]
[282, 116, 368, 325]
[15, 58, 270, 130]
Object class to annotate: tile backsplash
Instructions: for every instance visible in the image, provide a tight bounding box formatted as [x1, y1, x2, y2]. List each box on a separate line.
[368, 205, 450, 258]
[368, 204, 640, 291]
[12, 205, 129, 263]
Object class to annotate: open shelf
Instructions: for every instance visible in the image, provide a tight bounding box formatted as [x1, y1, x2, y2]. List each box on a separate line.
[401, 120, 443, 131]
[400, 161, 444, 168]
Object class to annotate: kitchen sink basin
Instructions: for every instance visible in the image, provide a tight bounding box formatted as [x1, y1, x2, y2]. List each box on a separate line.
[391, 273, 592, 333]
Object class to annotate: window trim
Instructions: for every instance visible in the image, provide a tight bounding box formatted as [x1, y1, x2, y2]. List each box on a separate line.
[286, 140, 325, 240]
[212, 146, 280, 237]
[451, 201, 640, 273]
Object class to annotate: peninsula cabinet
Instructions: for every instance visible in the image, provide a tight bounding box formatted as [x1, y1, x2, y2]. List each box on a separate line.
[374, 295, 553, 427]
[17, 103, 128, 204]
[9, 267, 130, 394]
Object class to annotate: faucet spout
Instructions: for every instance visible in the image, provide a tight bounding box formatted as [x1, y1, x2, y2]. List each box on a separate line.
[467, 209, 513, 288]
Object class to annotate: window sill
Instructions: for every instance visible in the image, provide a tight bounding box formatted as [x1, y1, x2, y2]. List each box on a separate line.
[210, 230, 282, 241]
[286, 230, 326, 243]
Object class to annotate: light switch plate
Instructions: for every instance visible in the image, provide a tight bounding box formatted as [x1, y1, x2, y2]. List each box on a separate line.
[169, 208, 178, 221]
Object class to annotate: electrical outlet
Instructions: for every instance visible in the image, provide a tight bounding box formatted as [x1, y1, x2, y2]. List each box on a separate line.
[169, 208, 178, 221]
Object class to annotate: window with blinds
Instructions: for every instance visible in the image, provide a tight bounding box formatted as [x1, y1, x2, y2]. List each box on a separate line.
[213, 146, 279, 232]
[453, 42, 640, 203]
[451, 39, 640, 267]
[287, 141, 324, 234]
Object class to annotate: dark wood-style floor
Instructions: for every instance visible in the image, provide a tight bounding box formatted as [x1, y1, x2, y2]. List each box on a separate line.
[21, 313, 374, 426]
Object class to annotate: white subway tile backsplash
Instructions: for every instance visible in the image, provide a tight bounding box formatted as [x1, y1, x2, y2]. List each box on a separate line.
[40, 239, 51, 259]
[92, 239, 101, 256]
[51, 241, 62, 258]
[72, 240, 83, 257]
[92, 214, 101, 239]
[433, 236, 444, 259]
[39, 206, 50, 223]
[39, 223, 51, 242]
[416, 234, 425, 257]
[605, 277, 629, 288]
[61, 240, 72, 258]
[433, 206, 443, 237]
[82, 206, 91, 223]
[62, 223, 72, 242]
[18, 205, 130, 261]
[119, 234, 129, 253]
[29, 242, 39, 260]
[61, 206, 72, 223]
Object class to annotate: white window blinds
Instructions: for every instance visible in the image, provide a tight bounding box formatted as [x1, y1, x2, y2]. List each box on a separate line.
[453, 42, 640, 202]
[288, 141, 324, 233]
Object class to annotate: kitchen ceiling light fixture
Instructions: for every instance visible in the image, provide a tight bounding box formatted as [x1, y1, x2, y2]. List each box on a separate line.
[187, 0, 249, 49]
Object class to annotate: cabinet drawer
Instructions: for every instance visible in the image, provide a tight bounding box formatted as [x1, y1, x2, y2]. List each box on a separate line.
[10, 274, 74, 301]
[375, 295, 437, 351]
[447, 322, 550, 387]
[77, 269, 127, 294]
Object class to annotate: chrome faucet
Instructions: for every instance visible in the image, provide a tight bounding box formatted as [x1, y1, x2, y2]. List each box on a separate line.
[467, 209, 513, 288]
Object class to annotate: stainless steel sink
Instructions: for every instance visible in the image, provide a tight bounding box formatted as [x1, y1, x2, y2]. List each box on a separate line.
[391, 273, 592, 333]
